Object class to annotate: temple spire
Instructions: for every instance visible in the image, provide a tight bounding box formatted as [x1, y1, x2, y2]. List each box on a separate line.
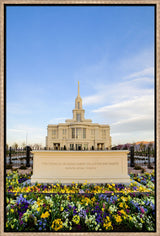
[78, 81, 80, 97]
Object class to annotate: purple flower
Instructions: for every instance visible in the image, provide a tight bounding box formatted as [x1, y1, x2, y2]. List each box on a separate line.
[20, 220, 23, 225]
[73, 209, 78, 215]
[144, 207, 148, 212]
[133, 186, 137, 190]
[96, 214, 102, 224]
[79, 209, 86, 218]
[68, 205, 72, 209]
[126, 209, 129, 214]
[19, 212, 23, 218]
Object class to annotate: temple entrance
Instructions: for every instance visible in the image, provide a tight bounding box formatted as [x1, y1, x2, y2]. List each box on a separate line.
[70, 144, 74, 150]
[53, 143, 60, 150]
[97, 143, 104, 150]
[76, 144, 82, 150]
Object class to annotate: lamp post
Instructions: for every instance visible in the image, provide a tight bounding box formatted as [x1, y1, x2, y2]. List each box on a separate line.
[26, 146, 31, 167]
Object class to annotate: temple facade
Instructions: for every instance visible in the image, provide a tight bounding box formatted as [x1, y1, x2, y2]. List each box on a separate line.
[46, 82, 112, 150]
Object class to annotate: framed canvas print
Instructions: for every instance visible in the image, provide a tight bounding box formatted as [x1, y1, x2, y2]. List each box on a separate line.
[0, 0, 159, 235]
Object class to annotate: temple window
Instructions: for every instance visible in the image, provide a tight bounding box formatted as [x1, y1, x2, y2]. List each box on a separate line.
[76, 113, 81, 122]
[72, 128, 75, 138]
[76, 128, 81, 139]
[83, 128, 86, 139]
[52, 130, 56, 135]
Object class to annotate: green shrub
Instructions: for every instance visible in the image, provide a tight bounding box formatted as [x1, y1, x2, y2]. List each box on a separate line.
[19, 165, 27, 170]
[6, 164, 12, 169]
[148, 165, 154, 169]
[134, 165, 142, 170]
[141, 168, 145, 173]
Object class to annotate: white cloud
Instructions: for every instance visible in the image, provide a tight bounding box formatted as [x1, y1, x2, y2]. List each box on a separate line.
[93, 94, 153, 116]
[124, 67, 154, 79]
[111, 115, 154, 133]
[7, 124, 46, 146]
[81, 60, 154, 145]
[83, 94, 105, 106]
[83, 68, 154, 107]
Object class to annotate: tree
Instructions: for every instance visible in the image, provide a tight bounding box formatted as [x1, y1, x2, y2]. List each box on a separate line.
[132, 142, 136, 148]
[123, 144, 128, 150]
[148, 142, 154, 156]
[32, 143, 42, 150]
[139, 142, 144, 152]
[12, 143, 18, 150]
[148, 142, 153, 150]
[21, 142, 26, 149]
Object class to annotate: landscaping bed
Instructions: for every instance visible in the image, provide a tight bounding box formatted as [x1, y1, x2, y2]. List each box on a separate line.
[5, 171, 155, 232]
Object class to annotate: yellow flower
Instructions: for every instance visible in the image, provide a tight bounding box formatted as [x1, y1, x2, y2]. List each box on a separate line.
[103, 216, 113, 230]
[119, 202, 123, 208]
[11, 209, 14, 213]
[114, 215, 122, 223]
[60, 206, 64, 211]
[121, 196, 127, 202]
[37, 207, 41, 212]
[125, 204, 129, 208]
[119, 209, 126, 215]
[41, 211, 50, 218]
[51, 219, 63, 231]
[72, 215, 80, 224]
[91, 197, 96, 202]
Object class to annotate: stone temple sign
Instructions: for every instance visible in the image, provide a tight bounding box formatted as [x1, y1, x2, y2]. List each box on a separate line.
[31, 150, 130, 184]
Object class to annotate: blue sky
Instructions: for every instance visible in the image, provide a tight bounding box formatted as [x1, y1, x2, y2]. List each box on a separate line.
[6, 6, 155, 147]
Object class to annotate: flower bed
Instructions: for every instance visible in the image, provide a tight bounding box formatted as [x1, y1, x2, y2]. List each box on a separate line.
[6, 172, 153, 194]
[6, 171, 155, 232]
[130, 171, 155, 191]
